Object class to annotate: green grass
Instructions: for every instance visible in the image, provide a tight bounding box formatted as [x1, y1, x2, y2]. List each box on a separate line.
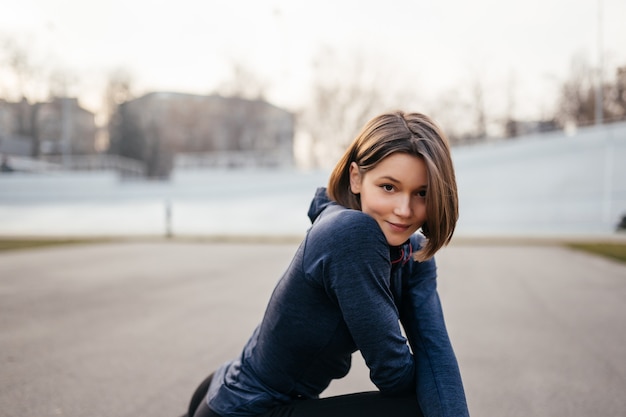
[566, 242, 626, 264]
[0, 238, 108, 252]
[0, 235, 302, 252]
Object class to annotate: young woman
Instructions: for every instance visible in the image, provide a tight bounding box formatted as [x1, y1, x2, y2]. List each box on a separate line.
[183, 111, 469, 417]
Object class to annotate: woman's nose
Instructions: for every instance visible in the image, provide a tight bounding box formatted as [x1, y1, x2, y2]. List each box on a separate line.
[393, 195, 412, 217]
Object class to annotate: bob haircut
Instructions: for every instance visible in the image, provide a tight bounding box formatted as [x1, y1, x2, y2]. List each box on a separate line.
[327, 111, 458, 261]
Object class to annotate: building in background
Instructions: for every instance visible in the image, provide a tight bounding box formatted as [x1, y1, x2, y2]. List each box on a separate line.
[109, 92, 295, 177]
[38, 98, 98, 155]
[0, 97, 97, 158]
[1, 93, 295, 177]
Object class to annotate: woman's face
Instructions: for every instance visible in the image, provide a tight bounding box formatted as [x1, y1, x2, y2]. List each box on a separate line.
[349, 153, 428, 246]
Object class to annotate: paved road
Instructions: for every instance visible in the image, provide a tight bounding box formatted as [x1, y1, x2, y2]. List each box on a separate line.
[1, 241, 625, 417]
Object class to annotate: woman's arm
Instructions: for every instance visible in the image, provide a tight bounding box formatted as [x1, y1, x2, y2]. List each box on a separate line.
[304, 209, 416, 395]
[400, 251, 470, 417]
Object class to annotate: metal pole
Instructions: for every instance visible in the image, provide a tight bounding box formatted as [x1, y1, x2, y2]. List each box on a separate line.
[61, 97, 71, 167]
[595, 0, 604, 125]
[165, 199, 173, 238]
[602, 132, 613, 225]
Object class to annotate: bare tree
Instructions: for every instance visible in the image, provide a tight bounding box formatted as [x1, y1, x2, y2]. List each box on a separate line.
[605, 66, 626, 121]
[104, 68, 135, 153]
[47, 69, 78, 99]
[0, 37, 37, 101]
[553, 54, 626, 128]
[471, 76, 487, 140]
[504, 71, 518, 138]
[108, 101, 143, 160]
[556, 54, 596, 127]
[299, 47, 389, 168]
[0, 36, 79, 157]
[104, 68, 134, 124]
[145, 118, 173, 179]
[429, 91, 473, 146]
[217, 61, 268, 100]
[0, 36, 43, 156]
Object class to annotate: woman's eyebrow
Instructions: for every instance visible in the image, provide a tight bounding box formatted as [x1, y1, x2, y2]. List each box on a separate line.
[378, 176, 428, 189]
[378, 175, 400, 183]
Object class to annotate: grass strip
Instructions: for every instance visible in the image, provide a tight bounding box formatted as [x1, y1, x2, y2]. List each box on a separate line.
[566, 242, 626, 264]
[0, 235, 301, 252]
[0, 238, 107, 252]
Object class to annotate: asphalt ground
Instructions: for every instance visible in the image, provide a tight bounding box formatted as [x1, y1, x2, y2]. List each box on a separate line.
[1, 241, 625, 417]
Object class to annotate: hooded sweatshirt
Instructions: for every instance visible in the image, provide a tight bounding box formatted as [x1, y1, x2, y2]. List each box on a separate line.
[205, 188, 469, 417]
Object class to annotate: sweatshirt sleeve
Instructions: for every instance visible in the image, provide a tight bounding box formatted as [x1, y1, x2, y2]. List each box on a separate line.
[303, 210, 415, 395]
[399, 253, 470, 417]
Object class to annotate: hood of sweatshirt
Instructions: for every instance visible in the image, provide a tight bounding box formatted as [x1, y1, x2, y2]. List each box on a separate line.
[307, 187, 416, 264]
[307, 187, 335, 224]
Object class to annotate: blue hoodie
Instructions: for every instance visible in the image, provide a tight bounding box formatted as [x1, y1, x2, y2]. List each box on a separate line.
[206, 188, 469, 417]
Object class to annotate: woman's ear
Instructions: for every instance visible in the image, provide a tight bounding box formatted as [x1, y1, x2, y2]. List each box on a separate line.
[349, 162, 362, 194]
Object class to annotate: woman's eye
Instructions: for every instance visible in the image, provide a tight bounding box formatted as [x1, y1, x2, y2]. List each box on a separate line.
[416, 190, 427, 198]
[381, 184, 394, 192]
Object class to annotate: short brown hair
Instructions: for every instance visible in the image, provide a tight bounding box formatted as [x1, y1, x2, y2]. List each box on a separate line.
[327, 111, 458, 261]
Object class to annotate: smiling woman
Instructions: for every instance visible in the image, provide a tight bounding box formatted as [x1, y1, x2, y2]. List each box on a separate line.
[181, 111, 468, 417]
[328, 112, 459, 261]
[348, 153, 428, 246]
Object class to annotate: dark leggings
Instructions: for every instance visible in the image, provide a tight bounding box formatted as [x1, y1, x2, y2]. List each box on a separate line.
[187, 374, 423, 417]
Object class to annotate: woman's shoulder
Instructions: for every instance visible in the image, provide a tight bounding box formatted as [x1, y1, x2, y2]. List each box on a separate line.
[312, 206, 381, 240]
[302, 206, 388, 261]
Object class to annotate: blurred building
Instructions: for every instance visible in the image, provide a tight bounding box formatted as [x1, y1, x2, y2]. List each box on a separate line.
[0, 98, 36, 157]
[109, 92, 294, 177]
[504, 119, 559, 138]
[38, 98, 98, 155]
[0, 97, 97, 157]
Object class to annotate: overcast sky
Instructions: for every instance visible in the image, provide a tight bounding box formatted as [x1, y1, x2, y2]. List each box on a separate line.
[1, 0, 625, 124]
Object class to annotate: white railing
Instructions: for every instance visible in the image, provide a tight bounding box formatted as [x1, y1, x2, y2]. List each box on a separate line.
[2, 154, 145, 177]
[175, 150, 293, 170]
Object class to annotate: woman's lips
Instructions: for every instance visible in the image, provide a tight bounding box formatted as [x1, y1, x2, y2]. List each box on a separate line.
[387, 221, 411, 232]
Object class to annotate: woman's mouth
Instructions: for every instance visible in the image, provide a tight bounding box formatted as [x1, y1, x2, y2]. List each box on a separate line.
[387, 221, 411, 232]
